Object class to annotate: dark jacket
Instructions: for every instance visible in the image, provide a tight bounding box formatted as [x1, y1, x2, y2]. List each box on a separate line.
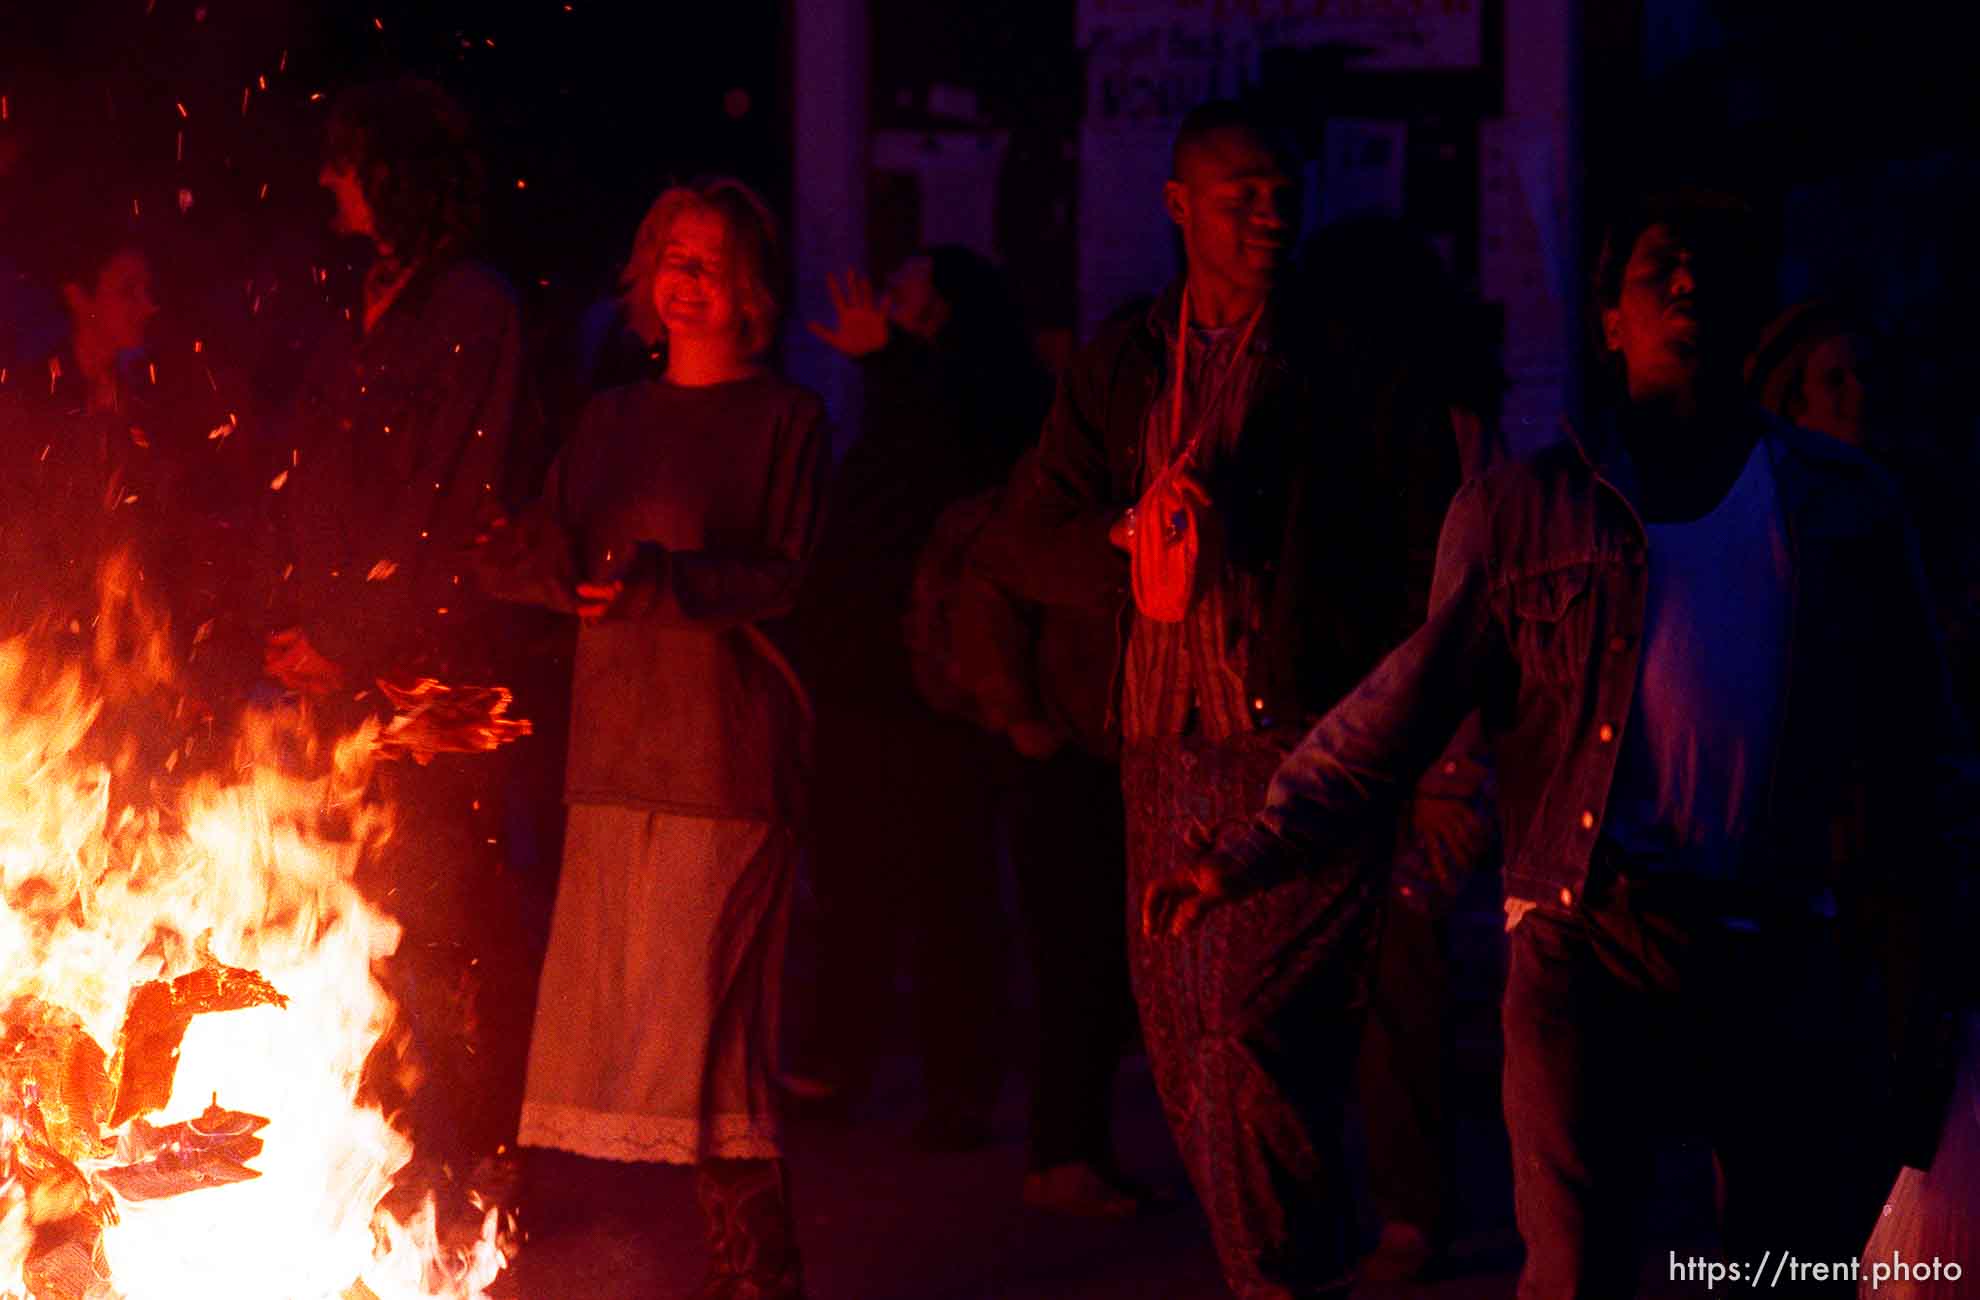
[975, 280, 1460, 739]
[274, 258, 522, 685]
[1220, 411, 1979, 924]
[794, 327, 1042, 711]
[956, 461, 1120, 760]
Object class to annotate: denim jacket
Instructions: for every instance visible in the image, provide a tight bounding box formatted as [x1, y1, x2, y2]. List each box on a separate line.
[1221, 410, 1980, 919]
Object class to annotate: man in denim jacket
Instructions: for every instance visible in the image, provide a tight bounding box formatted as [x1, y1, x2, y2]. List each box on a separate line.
[1148, 191, 1976, 1295]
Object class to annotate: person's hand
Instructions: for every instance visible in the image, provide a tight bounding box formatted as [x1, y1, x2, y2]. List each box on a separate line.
[806, 268, 892, 358]
[574, 580, 623, 623]
[1140, 854, 1255, 938]
[264, 627, 345, 695]
[1108, 506, 1137, 551]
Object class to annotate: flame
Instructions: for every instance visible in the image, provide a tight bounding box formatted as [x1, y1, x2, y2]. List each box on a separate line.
[0, 555, 515, 1298]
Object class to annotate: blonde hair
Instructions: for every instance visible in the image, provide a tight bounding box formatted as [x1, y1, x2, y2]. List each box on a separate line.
[619, 177, 785, 356]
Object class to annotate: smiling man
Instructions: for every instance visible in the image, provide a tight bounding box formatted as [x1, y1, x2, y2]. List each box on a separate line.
[1144, 189, 1976, 1295]
[978, 99, 1472, 1296]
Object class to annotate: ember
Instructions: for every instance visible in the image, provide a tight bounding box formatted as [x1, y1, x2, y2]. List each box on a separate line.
[0, 560, 518, 1298]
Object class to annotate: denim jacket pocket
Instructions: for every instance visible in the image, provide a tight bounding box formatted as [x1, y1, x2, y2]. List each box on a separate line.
[1507, 563, 1595, 687]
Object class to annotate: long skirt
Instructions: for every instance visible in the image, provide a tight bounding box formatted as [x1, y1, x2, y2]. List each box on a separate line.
[1122, 732, 1387, 1299]
[517, 803, 795, 1164]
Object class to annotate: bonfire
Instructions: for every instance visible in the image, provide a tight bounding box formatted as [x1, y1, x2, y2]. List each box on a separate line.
[0, 554, 524, 1299]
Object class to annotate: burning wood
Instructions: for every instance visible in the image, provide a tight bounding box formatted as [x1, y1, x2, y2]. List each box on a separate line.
[0, 561, 516, 1297]
[106, 950, 289, 1128]
[371, 678, 532, 766]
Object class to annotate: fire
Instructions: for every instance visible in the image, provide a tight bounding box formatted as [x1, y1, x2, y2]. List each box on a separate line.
[0, 555, 516, 1298]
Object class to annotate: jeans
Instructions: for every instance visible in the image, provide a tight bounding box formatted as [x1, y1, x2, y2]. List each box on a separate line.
[1501, 870, 1891, 1298]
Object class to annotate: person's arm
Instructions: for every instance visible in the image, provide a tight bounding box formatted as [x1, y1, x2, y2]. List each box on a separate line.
[604, 396, 831, 629]
[1145, 475, 1505, 935]
[1392, 713, 1499, 911]
[970, 344, 1132, 611]
[473, 448, 581, 615]
[955, 541, 1051, 741]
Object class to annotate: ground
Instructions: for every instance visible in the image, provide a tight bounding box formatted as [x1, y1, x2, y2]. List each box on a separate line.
[489, 886, 1739, 1299]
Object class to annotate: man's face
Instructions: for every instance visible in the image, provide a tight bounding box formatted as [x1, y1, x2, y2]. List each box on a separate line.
[652, 207, 743, 345]
[1602, 222, 1754, 399]
[1164, 127, 1297, 296]
[318, 160, 377, 240]
[65, 249, 158, 355]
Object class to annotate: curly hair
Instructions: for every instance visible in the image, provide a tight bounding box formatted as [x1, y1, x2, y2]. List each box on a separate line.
[1589, 187, 1772, 385]
[324, 77, 483, 268]
[619, 177, 785, 357]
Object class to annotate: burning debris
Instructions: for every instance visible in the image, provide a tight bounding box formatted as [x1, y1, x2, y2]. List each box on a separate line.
[370, 679, 531, 767]
[0, 559, 522, 1298]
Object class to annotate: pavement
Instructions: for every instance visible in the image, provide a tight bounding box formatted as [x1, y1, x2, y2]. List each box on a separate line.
[488, 879, 1738, 1299]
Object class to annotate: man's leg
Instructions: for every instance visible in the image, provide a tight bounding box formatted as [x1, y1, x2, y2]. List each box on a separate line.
[1356, 891, 1454, 1273]
[1012, 748, 1134, 1184]
[1501, 904, 1658, 1299]
[905, 714, 1008, 1143]
[797, 695, 903, 1103]
[1124, 734, 1380, 1298]
[1705, 924, 1890, 1295]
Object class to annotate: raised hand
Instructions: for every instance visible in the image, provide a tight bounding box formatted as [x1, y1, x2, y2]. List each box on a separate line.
[805, 268, 892, 358]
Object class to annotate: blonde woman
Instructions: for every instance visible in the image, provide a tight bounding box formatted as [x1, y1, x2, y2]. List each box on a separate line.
[480, 178, 826, 1299]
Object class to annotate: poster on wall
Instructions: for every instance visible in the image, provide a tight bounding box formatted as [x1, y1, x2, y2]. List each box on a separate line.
[1079, 0, 1484, 130]
[1319, 118, 1408, 225]
[871, 131, 1011, 259]
[1073, 0, 1483, 334]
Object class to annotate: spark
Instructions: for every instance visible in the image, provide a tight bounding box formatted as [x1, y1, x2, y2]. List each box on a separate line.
[176, 101, 189, 119]
[270, 470, 290, 491]
[373, 16, 384, 30]
[242, 87, 252, 115]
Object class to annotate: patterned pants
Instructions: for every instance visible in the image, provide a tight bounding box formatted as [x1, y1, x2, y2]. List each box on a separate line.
[1123, 733, 1387, 1299]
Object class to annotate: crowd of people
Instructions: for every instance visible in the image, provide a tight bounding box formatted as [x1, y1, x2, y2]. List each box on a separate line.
[1, 69, 1973, 1300]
